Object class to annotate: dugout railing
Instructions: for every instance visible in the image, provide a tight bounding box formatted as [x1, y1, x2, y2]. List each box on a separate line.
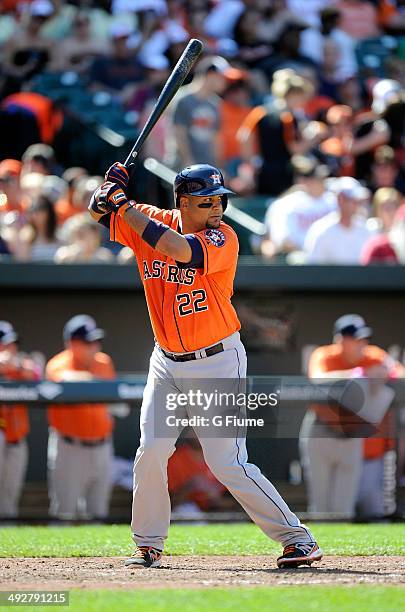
[0, 377, 404, 523]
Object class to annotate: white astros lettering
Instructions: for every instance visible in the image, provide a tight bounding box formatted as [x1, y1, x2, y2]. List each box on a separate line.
[142, 260, 197, 284]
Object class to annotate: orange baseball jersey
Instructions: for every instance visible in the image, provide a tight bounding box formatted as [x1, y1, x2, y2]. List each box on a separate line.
[308, 343, 396, 435]
[46, 349, 115, 440]
[0, 405, 29, 443]
[0, 359, 38, 443]
[110, 206, 241, 352]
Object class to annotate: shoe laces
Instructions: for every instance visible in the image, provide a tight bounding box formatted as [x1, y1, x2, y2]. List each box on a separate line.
[283, 542, 316, 555]
[134, 546, 161, 560]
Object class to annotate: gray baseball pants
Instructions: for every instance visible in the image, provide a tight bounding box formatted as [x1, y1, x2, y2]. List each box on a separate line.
[0, 432, 28, 518]
[131, 332, 315, 550]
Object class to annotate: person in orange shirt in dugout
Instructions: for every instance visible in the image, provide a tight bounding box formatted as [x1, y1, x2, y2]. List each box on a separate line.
[0, 321, 40, 518]
[46, 315, 116, 520]
[300, 313, 404, 517]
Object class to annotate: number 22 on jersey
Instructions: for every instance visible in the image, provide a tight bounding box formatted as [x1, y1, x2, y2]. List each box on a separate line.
[176, 290, 208, 316]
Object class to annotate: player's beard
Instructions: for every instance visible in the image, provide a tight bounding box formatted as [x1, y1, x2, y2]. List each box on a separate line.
[206, 216, 222, 229]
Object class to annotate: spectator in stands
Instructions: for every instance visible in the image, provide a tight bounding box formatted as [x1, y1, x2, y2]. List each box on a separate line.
[361, 202, 405, 263]
[257, 17, 316, 82]
[21, 144, 57, 176]
[0, 159, 23, 215]
[117, 246, 135, 264]
[287, 0, 331, 27]
[354, 79, 402, 183]
[134, 3, 189, 70]
[54, 214, 114, 264]
[258, 0, 307, 45]
[17, 195, 61, 262]
[125, 55, 171, 160]
[55, 168, 88, 225]
[368, 146, 405, 195]
[0, 0, 55, 97]
[63, 176, 103, 217]
[19, 171, 46, 207]
[336, 74, 365, 114]
[238, 71, 316, 196]
[300, 313, 402, 517]
[0, 94, 63, 160]
[319, 104, 355, 177]
[304, 176, 373, 263]
[203, 0, 247, 41]
[46, 315, 116, 520]
[300, 7, 357, 80]
[299, 66, 335, 120]
[318, 38, 342, 101]
[367, 187, 402, 233]
[89, 23, 145, 93]
[0, 321, 40, 518]
[261, 155, 336, 259]
[52, 11, 105, 74]
[167, 56, 229, 169]
[218, 69, 253, 176]
[232, 7, 273, 68]
[0, 159, 31, 260]
[335, 0, 380, 40]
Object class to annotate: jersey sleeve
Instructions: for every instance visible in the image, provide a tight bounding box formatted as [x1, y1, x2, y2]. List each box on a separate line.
[96, 353, 116, 380]
[308, 347, 330, 377]
[109, 203, 170, 249]
[45, 357, 64, 382]
[193, 225, 238, 276]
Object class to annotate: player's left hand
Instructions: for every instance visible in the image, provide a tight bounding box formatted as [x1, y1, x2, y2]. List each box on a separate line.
[92, 181, 128, 214]
[105, 162, 129, 192]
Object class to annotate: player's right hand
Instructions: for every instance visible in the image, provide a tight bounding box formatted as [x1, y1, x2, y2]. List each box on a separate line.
[105, 162, 129, 192]
[92, 181, 128, 214]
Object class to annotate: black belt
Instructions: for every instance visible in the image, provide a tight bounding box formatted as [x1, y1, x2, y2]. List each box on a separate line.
[161, 342, 224, 362]
[6, 438, 25, 446]
[62, 436, 109, 447]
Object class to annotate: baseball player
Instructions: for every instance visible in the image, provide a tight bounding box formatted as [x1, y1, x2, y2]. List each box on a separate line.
[46, 315, 116, 520]
[89, 162, 322, 568]
[300, 314, 404, 517]
[0, 321, 40, 517]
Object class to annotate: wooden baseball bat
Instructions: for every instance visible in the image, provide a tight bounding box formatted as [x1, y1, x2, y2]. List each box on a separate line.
[124, 38, 203, 168]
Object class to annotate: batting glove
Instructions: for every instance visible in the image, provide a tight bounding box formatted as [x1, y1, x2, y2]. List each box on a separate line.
[105, 162, 129, 192]
[92, 181, 129, 214]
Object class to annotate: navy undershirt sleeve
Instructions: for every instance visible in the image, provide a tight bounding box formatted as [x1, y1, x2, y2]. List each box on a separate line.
[176, 234, 204, 269]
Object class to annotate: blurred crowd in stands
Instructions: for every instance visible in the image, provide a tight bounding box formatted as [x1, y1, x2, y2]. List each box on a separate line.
[0, 0, 404, 263]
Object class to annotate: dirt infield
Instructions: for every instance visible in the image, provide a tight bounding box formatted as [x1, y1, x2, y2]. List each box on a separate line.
[1, 556, 404, 590]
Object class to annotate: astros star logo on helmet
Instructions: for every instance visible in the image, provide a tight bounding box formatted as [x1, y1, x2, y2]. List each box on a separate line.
[210, 173, 221, 184]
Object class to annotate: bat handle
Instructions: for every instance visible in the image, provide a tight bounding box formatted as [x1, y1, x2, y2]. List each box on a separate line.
[124, 150, 138, 168]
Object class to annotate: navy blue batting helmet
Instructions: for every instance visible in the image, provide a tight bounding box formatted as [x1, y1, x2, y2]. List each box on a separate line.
[173, 164, 234, 210]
